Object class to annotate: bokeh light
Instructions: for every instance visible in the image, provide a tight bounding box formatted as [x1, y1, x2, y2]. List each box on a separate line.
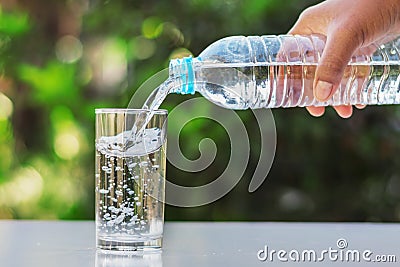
[101, 38, 127, 87]
[169, 48, 193, 60]
[141, 16, 163, 39]
[54, 132, 80, 160]
[0, 167, 43, 206]
[162, 22, 185, 46]
[50, 106, 87, 160]
[130, 36, 156, 60]
[55, 35, 83, 63]
[0, 92, 13, 120]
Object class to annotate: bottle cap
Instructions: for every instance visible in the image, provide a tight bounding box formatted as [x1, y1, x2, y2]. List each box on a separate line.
[169, 56, 196, 94]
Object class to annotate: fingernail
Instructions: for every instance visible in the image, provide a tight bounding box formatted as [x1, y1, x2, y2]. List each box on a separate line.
[315, 81, 333, 101]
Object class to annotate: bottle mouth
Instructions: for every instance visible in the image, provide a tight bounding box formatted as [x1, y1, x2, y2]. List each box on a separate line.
[169, 56, 196, 94]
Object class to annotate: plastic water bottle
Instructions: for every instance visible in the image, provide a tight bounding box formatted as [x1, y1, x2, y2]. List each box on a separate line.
[168, 34, 400, 109]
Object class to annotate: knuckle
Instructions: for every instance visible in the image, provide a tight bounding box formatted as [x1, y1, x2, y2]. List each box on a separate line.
[298, 6, 318, 21]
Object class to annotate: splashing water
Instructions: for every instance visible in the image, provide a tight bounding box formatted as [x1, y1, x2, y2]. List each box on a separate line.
[125, 78, 173, 150]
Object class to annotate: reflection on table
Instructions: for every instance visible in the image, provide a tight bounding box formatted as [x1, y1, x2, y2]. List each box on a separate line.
[96, 250, 162, 267]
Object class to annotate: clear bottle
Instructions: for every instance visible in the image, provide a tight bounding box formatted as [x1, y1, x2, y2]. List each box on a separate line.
[168, 34, 400, 109]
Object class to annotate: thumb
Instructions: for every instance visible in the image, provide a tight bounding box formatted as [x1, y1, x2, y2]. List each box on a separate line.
[314, 29, 361, 101]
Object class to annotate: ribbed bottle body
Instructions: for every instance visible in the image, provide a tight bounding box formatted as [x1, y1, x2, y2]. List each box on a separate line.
[170, 35, 400, 109]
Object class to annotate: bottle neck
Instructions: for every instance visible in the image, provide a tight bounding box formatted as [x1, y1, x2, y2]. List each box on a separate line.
[169, 56, 200, 95]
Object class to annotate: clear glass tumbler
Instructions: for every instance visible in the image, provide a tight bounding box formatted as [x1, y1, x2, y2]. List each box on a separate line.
[95, 109, 167, 251]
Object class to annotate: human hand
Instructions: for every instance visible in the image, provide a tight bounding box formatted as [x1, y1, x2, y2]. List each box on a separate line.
[289, 0, 400, 118]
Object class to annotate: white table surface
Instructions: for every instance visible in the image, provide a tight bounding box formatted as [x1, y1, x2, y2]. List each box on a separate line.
[0, 221, 399, 266]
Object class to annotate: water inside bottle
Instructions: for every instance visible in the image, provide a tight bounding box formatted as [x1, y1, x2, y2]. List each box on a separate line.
[126, 60, 400, 149]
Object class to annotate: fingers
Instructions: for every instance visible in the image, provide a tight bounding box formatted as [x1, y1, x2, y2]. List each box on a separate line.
[355, 104, 366, 109]
[333, 105, 353, 118]
[306, 105, 359, 119]
[314, 80, 333, 102]
[288, 4, 328, 36]
[289, 1, 373, 118]
[314, 28, 362, 102]
[306, 106, 325, 117]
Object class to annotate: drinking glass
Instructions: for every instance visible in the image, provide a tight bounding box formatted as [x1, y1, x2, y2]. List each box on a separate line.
[95, 109, 167, 251]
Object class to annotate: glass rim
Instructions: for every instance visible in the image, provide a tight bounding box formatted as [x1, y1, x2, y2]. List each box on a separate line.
[95, 108, 168, 114]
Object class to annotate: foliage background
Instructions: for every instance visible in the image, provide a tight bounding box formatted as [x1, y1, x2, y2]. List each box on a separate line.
[1, 0, 400, 221]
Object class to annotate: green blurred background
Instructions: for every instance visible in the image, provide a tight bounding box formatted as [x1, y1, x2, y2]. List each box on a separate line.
[1, 0, 400, 222]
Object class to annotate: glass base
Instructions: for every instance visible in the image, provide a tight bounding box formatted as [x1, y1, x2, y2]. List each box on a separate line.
[97, 237, 162, 252]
